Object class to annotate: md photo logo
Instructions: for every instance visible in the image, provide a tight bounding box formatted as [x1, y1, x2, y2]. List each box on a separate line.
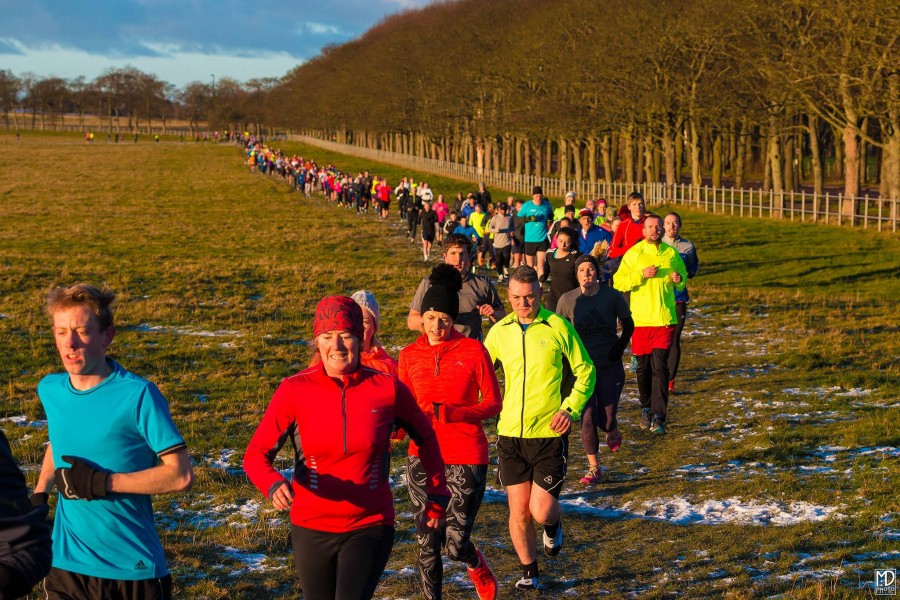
[876, 568, 897, 596]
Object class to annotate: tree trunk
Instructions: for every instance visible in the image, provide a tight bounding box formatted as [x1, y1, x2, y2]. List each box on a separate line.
[524, 138, 532, 177]
[644, 132, 656, 183]
[842, 122, 860, 216]
[858, 118, 869, 184]
[689, 118, 702, 187]
[601, 135, 612, 183]
[783, 133, 794, 192]
[572, 138, 583, 182]
[558, 136, 568, 184]
[662, 127, 676, 190]
[545, 139, 552, 175]
[588, 136, 598, 182]
[504, 134, 512, 172]
[610, 134, 619, 181]
[807, 114, 824, 195]
[832, 124, 844, 179]
[515, 137, 523, 175]
[735, 120, 746, 189]
[476, 136, 485, 172]
[768, 117, 784, 194]
[534, 140, 543, 179]
[882, 72, 900, 212]
[623, 125, 635, 184]
[675, 123, 684, 184]
[635, 134, 645, 184]
[712, 133, 723, 188]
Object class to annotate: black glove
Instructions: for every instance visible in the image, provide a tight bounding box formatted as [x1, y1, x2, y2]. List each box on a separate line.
[29, 492, 48, 507]
[55, 456, 109, 500]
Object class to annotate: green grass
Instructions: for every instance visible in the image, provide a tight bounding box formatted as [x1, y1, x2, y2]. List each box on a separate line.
[1, 131, 897, 598]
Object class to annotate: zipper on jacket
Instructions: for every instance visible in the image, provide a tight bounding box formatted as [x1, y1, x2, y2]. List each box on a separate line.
[341, 386, 348, 455]
[520, 328, 527, 437]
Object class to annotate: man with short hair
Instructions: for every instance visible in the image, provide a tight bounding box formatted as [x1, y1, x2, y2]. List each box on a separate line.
[408, 234, 506, 341]
[34, 284, 194, 599]
[661, 212, 700, 392]
[483, 266, 595, 590]
[517, 186, 554, 282]
[613, 216, 687, 434]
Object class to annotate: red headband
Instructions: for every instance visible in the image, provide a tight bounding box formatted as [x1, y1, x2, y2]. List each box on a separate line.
[313, 296, 364, 340]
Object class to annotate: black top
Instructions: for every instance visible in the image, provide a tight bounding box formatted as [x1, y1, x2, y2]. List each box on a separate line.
[545, 249, 582, 312]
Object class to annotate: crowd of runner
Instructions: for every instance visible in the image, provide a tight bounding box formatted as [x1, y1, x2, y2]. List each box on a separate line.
[0, 135, 699, 600]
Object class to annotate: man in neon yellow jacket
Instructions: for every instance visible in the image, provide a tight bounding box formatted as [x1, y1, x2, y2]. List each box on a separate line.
[613, 214, 687, 434]
[484, 266, 595, 591]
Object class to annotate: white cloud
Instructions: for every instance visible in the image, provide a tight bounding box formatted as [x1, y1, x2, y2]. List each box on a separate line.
[298, 21, 343, 36]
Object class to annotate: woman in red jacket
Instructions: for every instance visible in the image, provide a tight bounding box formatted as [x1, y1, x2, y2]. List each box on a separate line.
[398, 264, 503, 600]
[244, 296, 449, 600]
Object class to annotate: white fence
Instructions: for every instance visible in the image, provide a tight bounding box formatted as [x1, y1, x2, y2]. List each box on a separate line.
[294, 134, 898, 232]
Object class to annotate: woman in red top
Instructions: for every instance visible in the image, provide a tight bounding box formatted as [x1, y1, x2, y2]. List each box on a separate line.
[351, 290, 398, 375]
[244, 296, 449, 600]
[398, 264, 503, 600]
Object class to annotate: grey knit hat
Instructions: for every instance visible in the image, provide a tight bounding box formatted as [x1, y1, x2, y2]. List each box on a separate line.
[350, 290, 380, 331]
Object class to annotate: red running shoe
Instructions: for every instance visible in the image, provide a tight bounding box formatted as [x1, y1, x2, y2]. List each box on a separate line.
[606, 429, 622, 453]
[668, 379, 676, 392]
[467, 548, 497, 600]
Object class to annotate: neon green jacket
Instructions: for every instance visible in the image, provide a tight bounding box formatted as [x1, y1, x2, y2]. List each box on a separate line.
[484, 306, 595, 438]
[613, 240, 687, 327]
[469, 212, 488, 238]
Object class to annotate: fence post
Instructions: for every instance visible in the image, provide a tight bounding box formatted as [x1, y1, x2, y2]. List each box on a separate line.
[838, 193, 842, 226]
[864, 194, 869, 229]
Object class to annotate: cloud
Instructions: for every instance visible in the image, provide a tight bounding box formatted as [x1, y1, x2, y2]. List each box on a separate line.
[0, 37, 26, 55]
[299, 21, 344, 36]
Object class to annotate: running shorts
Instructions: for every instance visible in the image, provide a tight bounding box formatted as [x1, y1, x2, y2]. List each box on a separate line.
[524, 240, 549, 256]
[631, 325, 676, 355]
[496, 435, 568, 498]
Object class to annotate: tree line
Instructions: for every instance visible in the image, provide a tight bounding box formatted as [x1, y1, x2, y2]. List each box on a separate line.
[263, 0, 899, 216]
[0, 67, 278, 136]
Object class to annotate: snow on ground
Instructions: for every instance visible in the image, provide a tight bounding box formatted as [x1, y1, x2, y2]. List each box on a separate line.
[129, 323, 244, 338]
[219, 546, 288, 576]
[558, 495, 845, 526]
[0, 415, 48, 428]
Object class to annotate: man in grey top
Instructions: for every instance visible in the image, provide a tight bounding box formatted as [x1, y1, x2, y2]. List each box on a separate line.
[407, 233, 506, 341]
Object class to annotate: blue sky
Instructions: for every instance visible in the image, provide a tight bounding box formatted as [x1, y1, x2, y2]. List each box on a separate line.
[0, 0, 435, 88]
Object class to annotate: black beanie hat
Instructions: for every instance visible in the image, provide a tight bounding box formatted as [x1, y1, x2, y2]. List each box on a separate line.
[574, 253, 600, 274]
[420, 264, 463, 320]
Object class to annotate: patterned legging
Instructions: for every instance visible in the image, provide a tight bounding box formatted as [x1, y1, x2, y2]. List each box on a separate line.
[407, 457, 488, 600]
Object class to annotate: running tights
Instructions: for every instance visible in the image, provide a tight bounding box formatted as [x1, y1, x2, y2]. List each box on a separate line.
[580, 362, 626, 455]
[668, 302, 687, 381]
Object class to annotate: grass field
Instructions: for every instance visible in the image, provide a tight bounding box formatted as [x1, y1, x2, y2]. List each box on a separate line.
[0, 132, 897, 599]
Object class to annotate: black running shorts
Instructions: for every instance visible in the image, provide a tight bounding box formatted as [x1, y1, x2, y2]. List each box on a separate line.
[496, 435, 568, 498]
[524, 240, 549, 256]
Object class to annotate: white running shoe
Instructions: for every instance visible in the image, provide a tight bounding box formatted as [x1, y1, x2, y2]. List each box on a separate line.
[543, 521, 563, 556]
[515, 576, 538, 590]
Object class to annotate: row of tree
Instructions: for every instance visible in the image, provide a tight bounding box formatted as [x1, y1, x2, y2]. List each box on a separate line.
[0, 67, 278, 135]
[263, 0, 900, 214]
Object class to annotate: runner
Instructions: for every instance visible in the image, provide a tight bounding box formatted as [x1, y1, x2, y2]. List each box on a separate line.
[661, 212, 700, 392]
[556, 255, 634, 484]
[34, 284, 194, 600]
[244, 296, 450, 600]
[398, 264, 502, 600]
[483, 266, 595, 590]
[407, 233, 505, 341]
[517, 186, 553, 282]
[544, 226, 582, 312]
[608, 192, 648, 277]
[351, 290, 398, 375]
[0, 430, 51, 599]
[487, 201, 513, 282]
[419, 201, 439, 262]
[613, 216, 687, 434]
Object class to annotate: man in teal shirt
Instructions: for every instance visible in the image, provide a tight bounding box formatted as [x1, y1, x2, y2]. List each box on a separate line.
[34, 284, 194, 599]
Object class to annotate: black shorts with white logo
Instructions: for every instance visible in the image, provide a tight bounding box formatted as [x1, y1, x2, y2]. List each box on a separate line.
[496, 435, 568, 498]
[44, 568, 172, 600]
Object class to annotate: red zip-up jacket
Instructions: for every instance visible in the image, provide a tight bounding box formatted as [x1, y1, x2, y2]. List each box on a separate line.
[243, 363, 449, 533]
[608, 206, 647, 259]
[398, 329, 502, 465]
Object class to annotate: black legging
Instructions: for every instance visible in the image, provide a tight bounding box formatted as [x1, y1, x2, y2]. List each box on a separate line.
[668, 302, 687, 381]
[493, 245, 511, 275]
[291, 524, 394, 600]
[580, 362, 625, 455]
[407, 457, 487, 600]
[636, 349, 670, 421]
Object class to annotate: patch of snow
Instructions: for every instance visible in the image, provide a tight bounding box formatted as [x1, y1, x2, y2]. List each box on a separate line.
[851, 550, 900, 561]
[222, 546, 287, 576]
[131, 323, 243, 338]
[559, 496, 845, 526]
[0, 415, 48, 428]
